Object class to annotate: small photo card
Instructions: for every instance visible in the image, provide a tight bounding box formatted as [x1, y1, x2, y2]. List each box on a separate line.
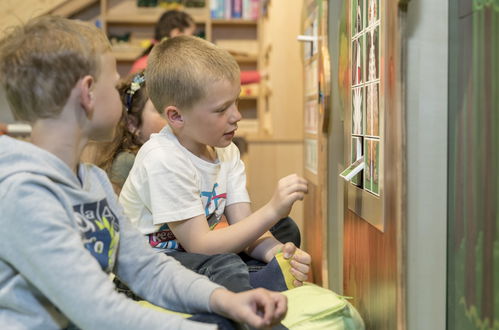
[340, 156, 365, 182]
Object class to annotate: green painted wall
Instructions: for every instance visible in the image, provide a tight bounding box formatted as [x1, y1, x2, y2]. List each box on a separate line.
[448, 1, 499, 329]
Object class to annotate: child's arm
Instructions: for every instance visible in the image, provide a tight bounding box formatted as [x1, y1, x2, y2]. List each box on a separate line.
[168, 174, 308, 255]
[113, 196, 288, 327]
[1, 179, 287, 329]
[225, 202, 312, 287]
[0, 182, 215, 329]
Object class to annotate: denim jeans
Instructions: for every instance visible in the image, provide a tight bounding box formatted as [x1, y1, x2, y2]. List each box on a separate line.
[167, 251, 253, 292]
[270, 216, 301, 248]
[187, 313, 239, 330]
[167, 217, 301, 290]
[109, 218, 300, 329]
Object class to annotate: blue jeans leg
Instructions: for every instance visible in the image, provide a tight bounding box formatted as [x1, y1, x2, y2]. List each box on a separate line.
[167, 251, 253, 292]
[188, 313, 238, 330]
[269, 216, 301, 248]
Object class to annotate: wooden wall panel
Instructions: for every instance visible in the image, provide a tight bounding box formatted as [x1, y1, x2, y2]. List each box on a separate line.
[245, 141, 305, 233]
[303, 183, 325, 284]
[344, 209, 399, 329]
[258, 0, 304, 140]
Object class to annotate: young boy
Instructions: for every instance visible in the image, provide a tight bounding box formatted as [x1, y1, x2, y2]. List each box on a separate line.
[0, 15, 287, 329]
[119, 36, 311, 292]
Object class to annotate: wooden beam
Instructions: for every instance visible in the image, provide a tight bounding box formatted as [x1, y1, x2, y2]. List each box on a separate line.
[0, 0, 99, 33]
[50, 0, 99, 17]
[0, 0, 65, 31]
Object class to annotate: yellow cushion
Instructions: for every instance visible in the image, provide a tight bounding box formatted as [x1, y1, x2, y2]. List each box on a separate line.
[136, 300, 191, 318]
[281, 283, 364, 330]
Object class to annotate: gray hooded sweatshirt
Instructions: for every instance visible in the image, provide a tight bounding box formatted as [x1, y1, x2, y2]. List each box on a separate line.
[0, 136, 221, 330]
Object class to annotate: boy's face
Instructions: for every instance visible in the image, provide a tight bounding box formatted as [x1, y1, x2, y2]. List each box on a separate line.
[179, 79, 241, 156]
[90, 53, 122, 141]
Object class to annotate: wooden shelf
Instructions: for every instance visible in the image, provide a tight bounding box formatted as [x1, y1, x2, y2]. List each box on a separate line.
[211, 19, 257, 25]
[112, 45, 257, 63]
[51, 0, 98, 17]
[105, 1, 208, 24]
[239, 95, 258, 100]
[236, 119, 259, 135]
[233, 55, 258, 63]
[112, 50, 141, 61]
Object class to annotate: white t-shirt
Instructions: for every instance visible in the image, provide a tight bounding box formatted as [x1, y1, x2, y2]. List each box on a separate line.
[119, 126, 250, 250]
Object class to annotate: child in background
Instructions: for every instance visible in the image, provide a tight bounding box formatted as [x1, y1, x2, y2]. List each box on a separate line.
[96, 70, 167, 194]
[130, 9, 261, 84]
[0, 15, 287, 329]
[130, 9, 196, 74]
[119, 36, 311, 292]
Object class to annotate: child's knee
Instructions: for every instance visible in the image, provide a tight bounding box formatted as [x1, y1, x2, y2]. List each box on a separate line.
[213, 253, 246, 270]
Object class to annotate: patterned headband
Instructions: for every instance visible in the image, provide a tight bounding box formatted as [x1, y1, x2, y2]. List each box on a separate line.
[125, 72, 146, 112]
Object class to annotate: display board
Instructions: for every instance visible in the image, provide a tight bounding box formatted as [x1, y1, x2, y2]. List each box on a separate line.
[341, 0, 384, 230]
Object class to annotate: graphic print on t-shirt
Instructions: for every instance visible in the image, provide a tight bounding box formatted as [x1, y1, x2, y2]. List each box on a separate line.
[73, 199, 120, 271]
[148, 183, 228, 251]
[200, 183, 226, 228]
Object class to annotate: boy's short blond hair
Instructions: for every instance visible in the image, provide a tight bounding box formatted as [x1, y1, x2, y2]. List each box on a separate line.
[0, 15, 111, 122]
[146, 36, 240, 113]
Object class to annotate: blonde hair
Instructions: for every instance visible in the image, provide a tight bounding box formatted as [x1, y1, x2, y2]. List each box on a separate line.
[0, 15, 111, 122]
[146, 35, 240, 113]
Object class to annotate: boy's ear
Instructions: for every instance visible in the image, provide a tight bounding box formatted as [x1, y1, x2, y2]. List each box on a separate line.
[79, 75, 95, 116]
[165, 106, 184, 128]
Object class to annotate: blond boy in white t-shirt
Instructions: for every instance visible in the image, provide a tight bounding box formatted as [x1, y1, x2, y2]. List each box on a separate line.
[120, 36, 311, 292]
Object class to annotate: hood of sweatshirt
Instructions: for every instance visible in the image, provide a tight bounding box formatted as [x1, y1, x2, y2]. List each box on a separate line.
[0, 135, 83, 189]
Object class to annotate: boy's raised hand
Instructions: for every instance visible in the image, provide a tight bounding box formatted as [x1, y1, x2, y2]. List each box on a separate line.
[282, 242, 312, 287]
[268, 174, 308, 219]
[210, 288, 287, 328]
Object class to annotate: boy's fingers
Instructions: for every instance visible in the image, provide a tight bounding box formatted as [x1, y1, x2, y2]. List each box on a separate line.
[282, 242, 296, 259]
[285, 191, 305, 204]
[293, 279, 304, 287]
[280, 183, 307, 196]
[293, 192, 306, 201]
[290, 259, 310, 274]
[260, 291, 276, 325]
[282, 175, 308, 188]
[294, 182, 308, 193]
[242, 309, 265, 328]
[271, 293, 288, 322]
[293, 250, 312, 264]
[290, 267, 308, 282]
[242, 291, 272, 328]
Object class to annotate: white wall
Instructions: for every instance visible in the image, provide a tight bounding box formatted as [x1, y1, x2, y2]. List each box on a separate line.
[327, 0, 345, 294]
[406, 0, 448, 329]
